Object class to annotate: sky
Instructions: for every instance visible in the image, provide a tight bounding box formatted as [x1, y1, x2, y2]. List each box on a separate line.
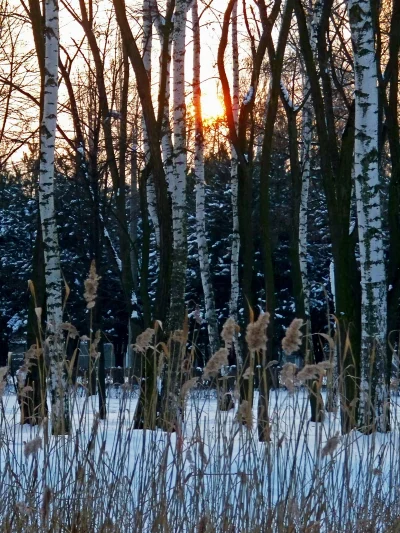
[1, 0, 253, 164]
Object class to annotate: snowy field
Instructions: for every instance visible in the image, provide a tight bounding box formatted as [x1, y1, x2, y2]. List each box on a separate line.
[2, 385, 400, 532]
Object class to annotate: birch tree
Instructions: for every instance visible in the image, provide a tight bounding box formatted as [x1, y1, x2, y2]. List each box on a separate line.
[348, 0, 388, 432]
[299, 90, 311, 313]
[39, 0, 70, 434]
[299, 0, 322, 321]
[149, 0, 175, 195]
[192, 0, 219, 355]
[157, 0, 192, 431]
[229, 0, 241, 359]
[22, 0, 47, 425]
[169, 0, 190, 332]
[142, 0, 161, 250]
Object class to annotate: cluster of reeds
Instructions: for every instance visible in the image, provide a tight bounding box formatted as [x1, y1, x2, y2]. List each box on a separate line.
[1, 370, 400, 532]
[2, 283, 400, 531]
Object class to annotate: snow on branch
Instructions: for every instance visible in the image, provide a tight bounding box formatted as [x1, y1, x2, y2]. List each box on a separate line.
[280, 81, 297, 111]
[243, 86, 254, 105]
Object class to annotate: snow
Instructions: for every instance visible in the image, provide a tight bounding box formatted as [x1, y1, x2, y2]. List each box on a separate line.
[7, 314, 26, 333]
[103, 227, 122, 272]
[280, 81, 296, 110]
[243, 86, 254, 105]
[0, 387, 400, 531]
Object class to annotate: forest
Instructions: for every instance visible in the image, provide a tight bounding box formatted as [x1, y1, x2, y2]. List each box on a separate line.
[0, 0, 400, 530]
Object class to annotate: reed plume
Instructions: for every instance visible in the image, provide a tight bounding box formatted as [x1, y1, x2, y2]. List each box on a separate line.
[246, 312, 270, 351]
[282, 318, 303, 355]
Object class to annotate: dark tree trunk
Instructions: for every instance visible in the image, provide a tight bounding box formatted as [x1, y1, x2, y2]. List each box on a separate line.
[294, 0, 361, 433]
[113, 0, 172, 326]
[23, 0, 48, 425]
[23, 211, 48, 425]
[283, 98, 325, 422]
[384, 0, 400, 413]
[257, 0, 293, 439]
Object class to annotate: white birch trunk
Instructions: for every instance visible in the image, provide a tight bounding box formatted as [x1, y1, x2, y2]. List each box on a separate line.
[169, 0, 190, 330]
[192, 0, 219, 355]
[39, 0, 69, 435]
[229, 0, 241, 363]
[299, 0, 322, 319]
[300, 76, 312, 318]
[349, 0, 388, 431]
[142, 0, 160, 249]
[160, 33, 175, 196]
[150, 0, 175, 194]
[161, 67, 175, 196]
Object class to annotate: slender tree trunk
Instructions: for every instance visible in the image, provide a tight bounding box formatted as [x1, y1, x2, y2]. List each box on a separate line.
[349, 0, 388, 432]
[257, 0, 293, 440]
[294, 0, 361, 434]
[283, 101, 306, 325]
[24, 0, 47, 425]
[79, 0, 135, 367]
[160, 45, 174, 196]
[142, 0, 160, 250]
[299, 94, 311, 316]
[113, 0, 172, 325]
[23, 210, 48, 425]
[282, 91, 324, 423]
[133, 165, 154, 428]
[299, 73, 313, 321]
[297, 0, 325, 417]
[298, 0, 319, 317]
[39, 0, 69, 435]
[192, 0, 219, 356]
[129, 126, 143, 381]
[130, 129, 139, 290]
[169, 0, 189, 331]
[158, 0, 191, 431]
[151, 0, 175, 195]
[229, 0, 241, 364]
[260, 0, 293, 340]
[384, 0, 400, 428]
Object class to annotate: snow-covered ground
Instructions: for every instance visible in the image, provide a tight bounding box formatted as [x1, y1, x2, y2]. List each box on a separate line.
[1, 386, 400, 531]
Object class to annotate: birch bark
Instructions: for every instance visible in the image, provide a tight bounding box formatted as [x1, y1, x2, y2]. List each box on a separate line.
[39, 0, 70, 434]
[349, 0, 388, 431]
[157, 0, 191, 431]
[169, 0, 190, 331]
[192, 0, 219, 356]
[299, 78, 312, 319]
[299, 0, 321, 320]
[229, 0, 240, 332]
[142, 0, 161, 249]
[149, 0, 175, 195]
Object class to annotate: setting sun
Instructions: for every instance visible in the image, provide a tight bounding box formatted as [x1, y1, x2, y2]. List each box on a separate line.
[201, 91, 225, 122]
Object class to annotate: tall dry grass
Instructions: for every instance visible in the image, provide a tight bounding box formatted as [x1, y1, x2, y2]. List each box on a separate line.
[1, 282, 400, 532]
[1, 357, 400, 532]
